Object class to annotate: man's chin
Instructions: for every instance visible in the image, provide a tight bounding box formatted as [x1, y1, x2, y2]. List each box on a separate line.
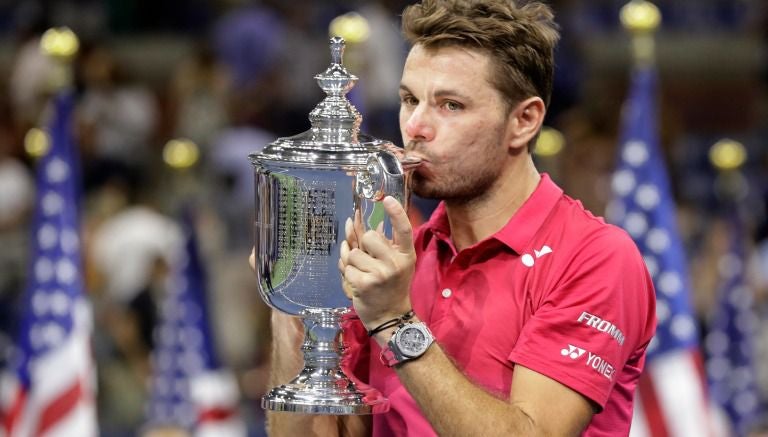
[412, 183, 440, 200]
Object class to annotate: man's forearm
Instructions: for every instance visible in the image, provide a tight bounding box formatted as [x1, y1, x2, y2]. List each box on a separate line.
[389, 340, 538, 437]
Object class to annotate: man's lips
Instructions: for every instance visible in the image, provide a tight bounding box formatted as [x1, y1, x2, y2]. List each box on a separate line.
[400, 154, 423, 171]
[402, 142, 429, 171]
[410, 159, 433, 178]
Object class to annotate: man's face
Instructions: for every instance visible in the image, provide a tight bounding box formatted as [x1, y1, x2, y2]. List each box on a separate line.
[398, 44, 513, 202]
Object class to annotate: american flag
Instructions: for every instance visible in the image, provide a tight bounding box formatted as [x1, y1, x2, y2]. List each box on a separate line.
[0, 91, 98, 436]
[144, 212, 245, 436]
[607, 65, 717, 437]
[705, 213, 763, 436]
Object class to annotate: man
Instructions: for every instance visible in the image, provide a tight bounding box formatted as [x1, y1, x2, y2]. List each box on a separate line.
[254, 1, 656, 435]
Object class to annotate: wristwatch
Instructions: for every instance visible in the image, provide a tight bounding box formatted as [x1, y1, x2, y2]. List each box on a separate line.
[380, 321, 434, 367]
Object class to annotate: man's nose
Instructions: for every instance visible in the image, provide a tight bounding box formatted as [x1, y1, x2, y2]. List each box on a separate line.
[404, 106, 435, 142]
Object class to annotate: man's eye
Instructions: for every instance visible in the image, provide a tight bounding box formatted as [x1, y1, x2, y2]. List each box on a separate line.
[401, 96, 418, 106]
[444, 101, 462, 111]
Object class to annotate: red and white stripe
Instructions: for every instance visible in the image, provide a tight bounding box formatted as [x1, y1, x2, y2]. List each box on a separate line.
[1, 302, 97, 437]
[190, 370, 246, 437]
[630, 350, 728, 437]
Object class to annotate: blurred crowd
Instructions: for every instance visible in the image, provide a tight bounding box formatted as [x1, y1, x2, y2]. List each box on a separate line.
[0, 0, 767, 435]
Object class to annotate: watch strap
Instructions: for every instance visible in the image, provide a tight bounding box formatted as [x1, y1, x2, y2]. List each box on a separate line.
[379, 346, 400, 368]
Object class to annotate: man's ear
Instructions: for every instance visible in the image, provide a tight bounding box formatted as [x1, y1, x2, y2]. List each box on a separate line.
[506, 97, 546, 151]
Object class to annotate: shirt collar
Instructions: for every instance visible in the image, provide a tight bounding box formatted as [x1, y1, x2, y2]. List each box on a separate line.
[422, 173, 563, 254]
[494, 173, 562, 253]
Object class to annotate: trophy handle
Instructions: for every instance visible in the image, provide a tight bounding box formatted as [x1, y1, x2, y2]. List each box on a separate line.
[355, 150, 411, 206]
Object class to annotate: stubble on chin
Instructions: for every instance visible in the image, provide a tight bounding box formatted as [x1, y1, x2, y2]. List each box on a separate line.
[412, 169, 497, 204]
[411, 173, 439, 199]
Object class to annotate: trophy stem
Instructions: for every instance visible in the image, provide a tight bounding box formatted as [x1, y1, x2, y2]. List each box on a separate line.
[261, 309, 389, 415]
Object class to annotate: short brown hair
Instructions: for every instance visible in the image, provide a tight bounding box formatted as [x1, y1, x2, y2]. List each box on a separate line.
[402, 0, 560, 112]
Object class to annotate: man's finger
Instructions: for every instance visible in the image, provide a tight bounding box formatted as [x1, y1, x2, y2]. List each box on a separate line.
[382, 196, 413, 251]
[347, 246, 382, 275]
[342, 264, 372, 296]
[249, 248, 256, 271]
[344, 217, 356, 248]
[340, 265, 354, 299]
[353, 209, 365, 248]
[346, 215, 366, 250]
[339, 240, 351, 269]
[359, 230, 395, 263]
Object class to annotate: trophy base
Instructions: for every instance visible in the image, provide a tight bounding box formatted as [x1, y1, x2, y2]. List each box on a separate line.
[262, 381, 390, 415]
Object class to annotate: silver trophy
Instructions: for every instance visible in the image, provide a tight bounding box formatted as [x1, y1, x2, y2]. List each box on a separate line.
[249, 37, 418, 415]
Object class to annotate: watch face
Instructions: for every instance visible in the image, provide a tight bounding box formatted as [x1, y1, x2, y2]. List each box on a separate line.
[397, 326, 427, 356]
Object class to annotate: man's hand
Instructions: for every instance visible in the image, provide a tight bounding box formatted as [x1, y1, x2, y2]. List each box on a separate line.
[338, 196, 416, 330]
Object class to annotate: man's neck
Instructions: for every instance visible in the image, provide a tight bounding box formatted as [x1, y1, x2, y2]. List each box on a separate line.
[444, 159, 541, 252]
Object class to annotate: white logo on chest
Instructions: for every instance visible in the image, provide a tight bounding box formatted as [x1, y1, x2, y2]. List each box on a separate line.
[521, 245, 552, 267]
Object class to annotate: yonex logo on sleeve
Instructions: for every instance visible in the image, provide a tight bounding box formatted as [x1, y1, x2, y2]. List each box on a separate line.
[560, 344, 616, 380]
[586, 351, 615, 380]
[560, 344, 586, 359]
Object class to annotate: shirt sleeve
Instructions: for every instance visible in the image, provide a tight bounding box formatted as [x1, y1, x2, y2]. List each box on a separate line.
[508, 227, 655, 408]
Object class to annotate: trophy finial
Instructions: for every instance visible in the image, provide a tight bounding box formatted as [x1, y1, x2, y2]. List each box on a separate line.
[309, 37, 361, 143]
[330, 36, 344, 65]
[315, 37, 357, 97]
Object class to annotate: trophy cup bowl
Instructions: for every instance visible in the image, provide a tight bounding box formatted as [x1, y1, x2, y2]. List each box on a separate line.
[249, 37, 417, 415]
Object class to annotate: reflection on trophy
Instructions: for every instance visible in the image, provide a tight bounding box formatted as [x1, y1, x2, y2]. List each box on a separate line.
[249, 37, 418, 415]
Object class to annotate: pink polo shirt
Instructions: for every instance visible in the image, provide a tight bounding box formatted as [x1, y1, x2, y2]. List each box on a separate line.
[343, 174, 656, 436]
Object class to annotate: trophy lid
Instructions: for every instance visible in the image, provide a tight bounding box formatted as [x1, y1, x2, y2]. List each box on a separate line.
[251, 37, 391, 167]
